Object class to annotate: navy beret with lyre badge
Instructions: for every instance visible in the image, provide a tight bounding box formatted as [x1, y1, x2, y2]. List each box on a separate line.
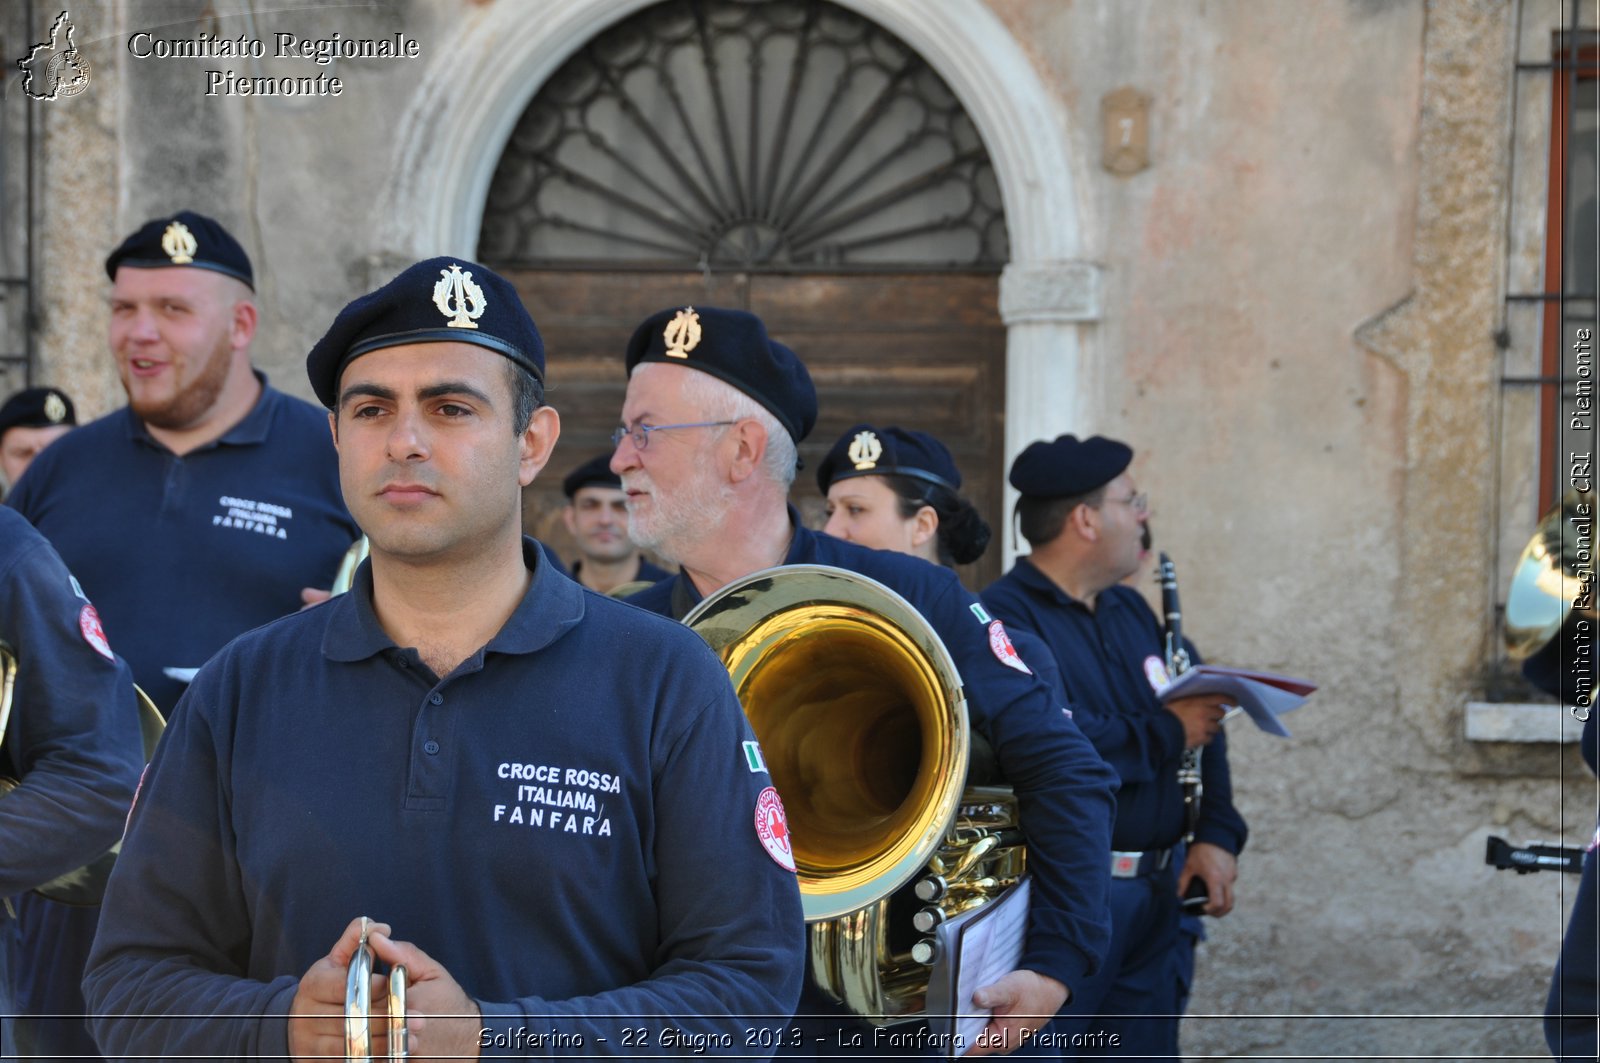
[562, 453, 623, 499]
[305, 257, 545, 409]
[0, 387, 76, 438]
[624, 305, 817, 444]
[1008, 434, 1134, 498]
[816, 424, 961, 495]
[104, 210, 254, 289]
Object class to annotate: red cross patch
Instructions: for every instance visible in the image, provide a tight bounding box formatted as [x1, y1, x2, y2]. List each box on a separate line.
[79, 604, 114, 661]
[988, 620, 1031, 674]
[1143, 655, 1171, 694]
[754, 786, 795, 872]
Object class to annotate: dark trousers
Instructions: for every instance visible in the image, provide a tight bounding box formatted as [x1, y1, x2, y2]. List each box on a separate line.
[1045, 865, 1184, 1061]
[1545, 847, 1599, 1062]
[2, 891, 104, 1061]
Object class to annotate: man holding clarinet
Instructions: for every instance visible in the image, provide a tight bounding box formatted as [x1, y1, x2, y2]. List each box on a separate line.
[982, 434, 1247, 1060]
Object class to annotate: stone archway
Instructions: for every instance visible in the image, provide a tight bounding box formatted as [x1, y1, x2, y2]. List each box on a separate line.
[376, 0, 1102, 555]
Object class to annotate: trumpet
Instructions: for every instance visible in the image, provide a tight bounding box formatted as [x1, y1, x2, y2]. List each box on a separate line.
[346, 918, 408, 1061]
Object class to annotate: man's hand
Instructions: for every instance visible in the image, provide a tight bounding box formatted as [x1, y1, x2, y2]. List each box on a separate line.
[300, 587, 333, 610]
[289, 916, 393, 1063]
[962, 969, 1068, 1056]
[366, 929, 483, 1063]
[1177, 842, 1238, 917]
[1164, 694, 1230, 749]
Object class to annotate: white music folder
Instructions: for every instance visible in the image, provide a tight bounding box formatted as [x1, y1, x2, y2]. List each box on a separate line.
[1157, 664, 1316, 737]
[925, 875, 1031, 1058]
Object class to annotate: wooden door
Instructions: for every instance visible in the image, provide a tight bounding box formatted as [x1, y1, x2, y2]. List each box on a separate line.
[506, 269, 1006, 590]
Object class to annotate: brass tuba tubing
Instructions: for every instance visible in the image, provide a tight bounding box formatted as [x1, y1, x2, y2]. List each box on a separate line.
[346, 924, 408, 1062]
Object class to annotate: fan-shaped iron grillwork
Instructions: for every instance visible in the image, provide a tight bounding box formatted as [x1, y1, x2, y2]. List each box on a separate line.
[479, 0, 1008, 270]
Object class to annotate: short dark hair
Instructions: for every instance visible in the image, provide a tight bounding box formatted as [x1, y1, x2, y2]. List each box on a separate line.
[882, 473, 992, 568]
[506, 360, 545, 434]
[1016, 485, 1105, 548]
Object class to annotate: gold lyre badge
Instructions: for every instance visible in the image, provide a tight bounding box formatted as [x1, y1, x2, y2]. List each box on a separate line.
[848, 430, 883, 471]
[431, 264, 486, 330]
[43, 393, 67, 424]
[161, 221, 197, 265]
[662, 307, 702, 358]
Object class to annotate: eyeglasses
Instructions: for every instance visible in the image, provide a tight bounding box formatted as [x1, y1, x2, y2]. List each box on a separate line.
[611, 420, 736, 451]
[1102, 491, 1149, 515]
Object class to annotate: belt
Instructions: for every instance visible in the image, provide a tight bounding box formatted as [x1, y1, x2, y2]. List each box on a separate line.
[1110, 848, 1173, 879]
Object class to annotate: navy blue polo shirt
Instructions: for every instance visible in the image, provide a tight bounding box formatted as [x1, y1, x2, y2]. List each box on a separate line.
[0, 507, 143, 898]
[627, 513, 1118, 991]
[83, 538, 804, 1060]
[7, 377, 360, 711]
[983, 557, 1248, 855]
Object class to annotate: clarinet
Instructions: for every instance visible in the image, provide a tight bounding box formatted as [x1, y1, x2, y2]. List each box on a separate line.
[1157, 552, 1202, 842]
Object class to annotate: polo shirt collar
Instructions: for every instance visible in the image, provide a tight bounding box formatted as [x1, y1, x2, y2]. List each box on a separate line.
[1012, 555, 1083, 609]
[783, 504, 814, 564]
[676, 505, 810, 609]
[322, 537, 584, 663]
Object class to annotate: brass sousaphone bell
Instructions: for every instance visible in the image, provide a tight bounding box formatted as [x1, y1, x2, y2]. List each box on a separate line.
[684, 565, 1024, 1025]
[0, 639, 166, 905]
[1505, 488, 1597, 707]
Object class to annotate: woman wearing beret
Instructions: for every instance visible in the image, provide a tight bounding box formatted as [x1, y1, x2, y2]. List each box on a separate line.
[818, 424, 992, 571]
[816, 422, 1070, 752]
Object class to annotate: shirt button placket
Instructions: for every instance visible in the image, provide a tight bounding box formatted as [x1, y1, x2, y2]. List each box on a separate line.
[415, 690, 447, 795]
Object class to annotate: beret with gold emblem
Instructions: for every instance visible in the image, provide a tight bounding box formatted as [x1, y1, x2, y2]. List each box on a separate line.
[104, 210, 254, 289]
[562, 452, 622, 498]
[0, 386, 76, 439]
[305, 256, 545, 409]
[816, 424, 961, 495]
[1008, 433, 1133, 498]
[624, 305, 817, 444]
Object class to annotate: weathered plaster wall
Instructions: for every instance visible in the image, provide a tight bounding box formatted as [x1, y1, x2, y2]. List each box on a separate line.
[33, 0, 123, 416]
[988, 0, 1587, 1056]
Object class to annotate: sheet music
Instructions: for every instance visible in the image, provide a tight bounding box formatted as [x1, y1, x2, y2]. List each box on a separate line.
[1158, 664, 1315, 737]
[925, 877, 1031, 1057]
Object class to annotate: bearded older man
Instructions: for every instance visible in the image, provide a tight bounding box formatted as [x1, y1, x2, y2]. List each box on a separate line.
[613, 305, 1117, 1057]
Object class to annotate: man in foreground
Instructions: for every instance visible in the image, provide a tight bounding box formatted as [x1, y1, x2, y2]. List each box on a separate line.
[84, 261, 803, 1059]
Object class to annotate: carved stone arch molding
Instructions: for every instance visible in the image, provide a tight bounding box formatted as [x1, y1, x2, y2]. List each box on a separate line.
[378, 0, 1102, 532]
